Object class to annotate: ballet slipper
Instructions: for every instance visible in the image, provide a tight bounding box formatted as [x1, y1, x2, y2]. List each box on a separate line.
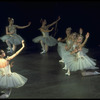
[62, 65, 67, 70]
[40, 50, 46, 54]
[93, 71, 100, 75]
[65, 71, 70, 76]
[59, 59, 64, 63]
[62, 67, 67, 70]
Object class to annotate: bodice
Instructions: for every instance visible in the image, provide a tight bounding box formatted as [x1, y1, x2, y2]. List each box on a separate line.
[8, 25, 16, 34]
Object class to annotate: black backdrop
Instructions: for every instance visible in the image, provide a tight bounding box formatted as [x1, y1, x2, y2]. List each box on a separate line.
[0, 0, 100, 50]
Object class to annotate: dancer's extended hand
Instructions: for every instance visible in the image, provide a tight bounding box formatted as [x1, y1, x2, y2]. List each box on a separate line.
[22, 40, 25, 48]
[86, 32, 90, 39]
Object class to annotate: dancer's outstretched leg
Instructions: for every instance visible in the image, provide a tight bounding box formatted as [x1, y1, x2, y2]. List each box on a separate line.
[81, 70, 100, 76]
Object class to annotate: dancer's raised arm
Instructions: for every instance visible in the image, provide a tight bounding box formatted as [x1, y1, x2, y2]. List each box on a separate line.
[79, 28, 83, 35]
[6, 40, 25, 60]
[80, 32, 89, 48]
[46, 16, 60, 28]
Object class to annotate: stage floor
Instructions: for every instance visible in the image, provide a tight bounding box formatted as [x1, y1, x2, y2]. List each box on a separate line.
[1, 45, 100, 99]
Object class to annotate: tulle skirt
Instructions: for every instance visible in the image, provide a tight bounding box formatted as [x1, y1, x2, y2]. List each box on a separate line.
[32, 35, 57, 46]
[0, 66, 27, 89]
[57, 42, 89, 60]
[0, 33, 24, 45]
[57, 42, 66, 59]
[63, 52, 98, 71]
[82, 47, 89, 54]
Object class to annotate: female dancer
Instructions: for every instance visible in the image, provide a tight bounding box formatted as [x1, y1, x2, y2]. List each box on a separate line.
[57, 28, 78, 64]
[57, 27, 72, 63]
[0, 17, 31, 54]
[0, 40, 27, 98]
[60, 32, 78, 70]
[32, 16, 60, 54]
[63, 32, 100, 76]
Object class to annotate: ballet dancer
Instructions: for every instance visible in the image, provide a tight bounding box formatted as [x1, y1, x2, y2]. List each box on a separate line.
[32, 16, 60, 54]
[63, 32, 100, 76]
[0, 40, 27, 98]
[0, 17, 31, 54]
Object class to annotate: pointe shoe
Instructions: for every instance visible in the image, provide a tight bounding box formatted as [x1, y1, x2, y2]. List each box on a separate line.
[0, 94, 9, 98]
[40, 50, 46, 54]
[62, 64, 67, 70]
[59, 59, 64, 63]
[7, 47, 13, 51]
[62, 66, 67, 70]
[62, 67, 66, 69]
[7, 48, 13, 54]
[94, 71, 100, 75]
[65, 72, 70, 76]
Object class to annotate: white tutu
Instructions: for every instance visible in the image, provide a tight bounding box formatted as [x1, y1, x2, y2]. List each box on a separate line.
[57, 40, 73, 60]
[0, 65, 27, 89]
[0, 25, 24, 45]
[32, 31, 57, 46]
[64, 51, 98, 71]
[57, 42, 66, 58]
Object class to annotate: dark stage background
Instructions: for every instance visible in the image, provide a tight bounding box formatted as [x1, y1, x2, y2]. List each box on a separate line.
[0, 0, 100, 50]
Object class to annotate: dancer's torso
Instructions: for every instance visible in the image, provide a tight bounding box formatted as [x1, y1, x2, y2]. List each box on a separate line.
[41, 26, 49, 37]
[8, 25, 17, 34]
[0, 58, 9, 68]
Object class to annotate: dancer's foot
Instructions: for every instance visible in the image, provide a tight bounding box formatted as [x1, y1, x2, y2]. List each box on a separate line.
[62, 66, 67, 70]
[0, 89, 12, 98]
[0, 91, 5, 96]
[59, 59, 64, 63]
[81, 71, 100, 76]
[65, 69, 70, 76]
[1, 91, 5, 94]
[94, 71, 100, 75]
[7, 48, 13, 54]
[0, 93, 9, 98]
[65, 72, 70, 76]
[40, 50, 46, 54]
[62, 64, 67, 70]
